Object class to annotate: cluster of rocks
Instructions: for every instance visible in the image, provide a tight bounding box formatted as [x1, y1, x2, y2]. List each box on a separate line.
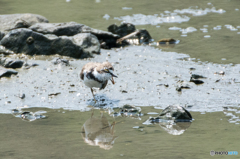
[0, 13, 152, 79]
[0, 13, 152, 59]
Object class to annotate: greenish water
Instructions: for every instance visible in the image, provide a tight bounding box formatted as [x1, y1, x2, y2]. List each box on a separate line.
[0, 107, 239, 159]
[0, 0, 240, 63]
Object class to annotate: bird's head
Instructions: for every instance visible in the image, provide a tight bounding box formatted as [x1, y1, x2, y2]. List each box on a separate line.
[101, 62, 118, 84]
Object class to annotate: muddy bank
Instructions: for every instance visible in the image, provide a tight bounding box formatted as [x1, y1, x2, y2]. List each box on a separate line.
[0, 45, 240, 123]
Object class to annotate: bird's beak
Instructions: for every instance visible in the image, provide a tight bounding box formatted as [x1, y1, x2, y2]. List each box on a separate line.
[110, 73, 118, 84]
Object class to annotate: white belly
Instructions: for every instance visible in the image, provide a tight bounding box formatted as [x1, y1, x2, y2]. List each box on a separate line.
[84, 78, 102, 88]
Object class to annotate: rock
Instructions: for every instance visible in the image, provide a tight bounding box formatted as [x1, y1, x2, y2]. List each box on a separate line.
[191, 74, 206, 79]
[108, 23, 152, 45]
[19, 93, 25, 99]
[176, 85, 191, 92]
[48, 92, 61, 96]
[24, 63, 39, 69]
[158, 105, 192, 122]
[159, 121, 191, 135]
[29, 22, 84, 36]
[72, 33, 100, 54]
[108, 23, 136, 37]
[0, 14, 48, 33]
[0, 31, 4, 40]
[0, 28, 95, 58]
[158, 38, 176, 44]
[0, 58, 24, 68]
[51, 58, 70, 66]
[0, 67, 18, 78]
[30, 22, 119, 49]
[190, 78, 204, 85]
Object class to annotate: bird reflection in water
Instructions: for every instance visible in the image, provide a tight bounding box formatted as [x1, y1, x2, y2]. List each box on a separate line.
[81, 111, 117, 150]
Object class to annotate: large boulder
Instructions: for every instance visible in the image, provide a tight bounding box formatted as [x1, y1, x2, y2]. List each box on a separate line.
[0, 28, 99, 58]
[0, 14, 48, 33]
[29, 22, 84, 36]
[30, 22, 119, 48]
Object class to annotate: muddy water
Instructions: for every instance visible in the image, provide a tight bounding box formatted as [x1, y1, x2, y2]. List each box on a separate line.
[1, 0, 240, 158]
[1, 107, 239, 159]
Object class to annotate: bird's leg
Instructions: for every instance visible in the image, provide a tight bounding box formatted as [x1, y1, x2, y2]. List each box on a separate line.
[91, 88, 97, 103]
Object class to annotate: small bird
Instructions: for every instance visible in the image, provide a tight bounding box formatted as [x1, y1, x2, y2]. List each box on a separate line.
[80, 62, 118, 103]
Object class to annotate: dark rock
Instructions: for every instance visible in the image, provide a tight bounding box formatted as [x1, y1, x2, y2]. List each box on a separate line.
[72, 33, 100, 54]
[0, 58, 24, 68]
[52, 58, 70, 66]
[19, 93, 25, 99]
[136, 29, 152, 44]
[24, 63, 39, 69]
[158, 38, 176, 44]
[0, 31, 4, 40]
[190, 78, 204, 85]
[108, 23, 136, 37]
[30, 22, 119, 49]
[121, 90, 128, 93]
[81, 25, 119, 49]
[108, 23, 152, 46]
[176, 85, 191, 92]
[191, 74, 206, 79]
[30, 22, 84, 36]
[0, 14, 48, 32]
[159, 105, 192, 122]
[0, 68, 18, 78]
[0, 28, 96, 58]
[48, 92, 61, 96]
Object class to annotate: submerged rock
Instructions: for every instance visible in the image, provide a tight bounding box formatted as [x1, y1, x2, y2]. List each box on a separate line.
[0, 58, 24, 68]
[112, 104, 143, 117]
[159, 105, 192, 122]
[159, 121, 192, 135]
[0, 13, 48, 33]
[12, 110, 47, 122]
[0, 28, 96, 58]
[0, 68, 18, 78]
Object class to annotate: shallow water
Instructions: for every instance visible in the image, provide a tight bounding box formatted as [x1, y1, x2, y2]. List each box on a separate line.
[1, 107, 239, 159]
[0, 0, 240, 158]
[0, 0, 240, 63]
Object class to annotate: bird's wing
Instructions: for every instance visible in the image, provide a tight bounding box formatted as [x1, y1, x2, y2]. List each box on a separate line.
[100, 80, 108, 90]
[80, 62, 98, 80]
